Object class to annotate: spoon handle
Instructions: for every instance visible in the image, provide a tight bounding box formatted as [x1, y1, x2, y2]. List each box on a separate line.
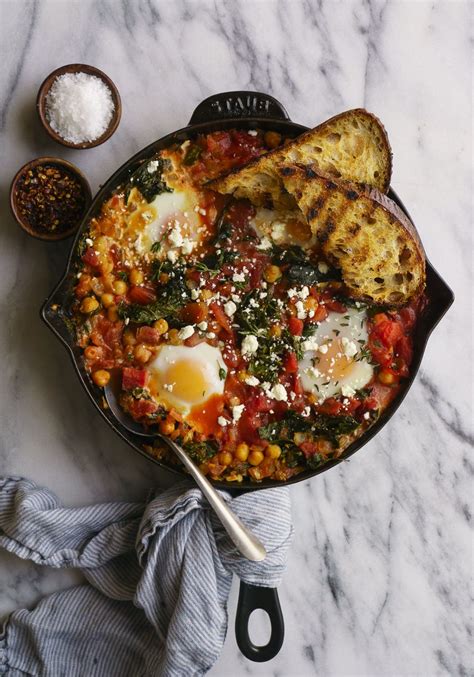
[163, 437, 267, 562]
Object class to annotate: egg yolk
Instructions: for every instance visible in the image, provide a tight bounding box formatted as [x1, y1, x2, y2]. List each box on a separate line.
[160, 360, 210, 404]
[316, 339, 355, 380]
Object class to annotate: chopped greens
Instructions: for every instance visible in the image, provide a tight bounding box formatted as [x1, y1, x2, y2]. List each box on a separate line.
[126, 158, 172, 203]
[182, 439, 218, 463]
[183, 144, 202, 166]
[260, 410, 359, 448]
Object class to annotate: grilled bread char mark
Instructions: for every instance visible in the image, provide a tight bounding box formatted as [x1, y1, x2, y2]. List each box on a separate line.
[278, 164, 426, 306]
[208, 108, 393, 206]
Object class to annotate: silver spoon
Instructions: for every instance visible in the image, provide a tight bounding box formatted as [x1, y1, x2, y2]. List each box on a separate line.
[104, 381, 266, 562]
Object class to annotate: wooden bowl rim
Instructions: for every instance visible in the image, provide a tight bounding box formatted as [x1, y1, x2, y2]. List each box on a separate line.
[10, 156, 93, 241]
[36, 63, 122, 149]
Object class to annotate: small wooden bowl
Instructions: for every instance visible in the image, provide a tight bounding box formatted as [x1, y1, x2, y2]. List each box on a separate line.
[10, 157, 92, 241]
[36, 64, 121, 149]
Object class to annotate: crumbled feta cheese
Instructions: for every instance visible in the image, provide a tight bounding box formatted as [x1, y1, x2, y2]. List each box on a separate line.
[256, 236, 272, 251]
[271, 221, 286, 242]
[302, 336, 319, 352]
[232, 272, 246, 283]
[232, 404, 245, 422]
[181, 240, 194, 255]
[231, 294, 240, 303]
[85, 238, 93, 246]
[363, 411, 371, 420]
[270, 384, 288, 402]
[247, 129, 258, 136]
[197, 321, 208, 331]
[341, 337, 358, 358]
[306, 366, 321, 378]
[303, 406, 311, 417]
[147, 160, 159, 173]
[341, 384, 356, 398]
[124, 317, 130, 326]
[167, 250, 178, 263]
[190, 289, 199, 300]
[245, 375, 260, 386]
[206, 332, 216, 339]
[241, 335, 259, 356]
[318, 261, 329, 274]
[224, 300, 237, 317]
[300, 286, 310, 300]
[296, 301, 307, 319]
[217, 416, 229, 427]
[318, 344, 329, 354]
[168, 227, 183, 248]
[178, 325, 195, 340]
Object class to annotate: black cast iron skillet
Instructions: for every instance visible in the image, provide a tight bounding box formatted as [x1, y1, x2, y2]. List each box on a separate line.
[41, 91, 454, 663]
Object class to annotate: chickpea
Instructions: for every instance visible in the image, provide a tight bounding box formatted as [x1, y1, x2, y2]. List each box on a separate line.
[80, 296, 99, 314]
[200, 289, 213, 300]
[378, 369, 396, 385]
[113, 279, 128, 295]
[265, 444, 282, 459]
[107, 305, 119, 322]
[129, 269, 144, 286]
[237, 370, 249, 383]
[248, 448, 264, 466]
[264, 131, 282, 149]
[134, 344, 152, 364]
[168, 328, 181, 345]
[123, 329, 136, 346]
[92, 369, 110, 387]
[219, 451, 233, 466]
[84, 346, 101, 360]
[101, 293, 115, 308]
[270, 324, 282, 338]
[159, 418, 175, 436]
[235, 443, 249, 462]
[264, 264, 282, 284]
[100, 259, 114, 275]
[153, 318, 169, 335]
[95, 235, 109, 253]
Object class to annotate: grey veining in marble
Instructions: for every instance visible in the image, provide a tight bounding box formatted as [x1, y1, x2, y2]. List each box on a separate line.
[0, 1, 472, 675]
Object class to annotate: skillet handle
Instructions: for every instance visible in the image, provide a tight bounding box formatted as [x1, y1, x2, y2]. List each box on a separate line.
[189, 91, 289, 125]
[235, 581, 284, 662]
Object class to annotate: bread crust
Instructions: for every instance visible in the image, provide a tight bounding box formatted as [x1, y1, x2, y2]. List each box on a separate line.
[209, 108, 393, 196]
[278, 164, 426, 306]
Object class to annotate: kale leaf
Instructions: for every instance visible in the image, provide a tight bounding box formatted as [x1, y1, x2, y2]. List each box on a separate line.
[126, 158, 172, 203]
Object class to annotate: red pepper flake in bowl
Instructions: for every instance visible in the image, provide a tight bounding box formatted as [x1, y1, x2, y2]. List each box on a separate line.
[10, 157, 92, 241]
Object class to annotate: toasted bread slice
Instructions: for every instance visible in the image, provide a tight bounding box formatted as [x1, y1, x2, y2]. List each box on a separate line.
[209, 109, 392, 207]
[278, 165, 425, 306]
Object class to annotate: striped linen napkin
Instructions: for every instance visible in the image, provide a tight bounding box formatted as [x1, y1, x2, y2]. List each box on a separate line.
[0, 477, 292, 676]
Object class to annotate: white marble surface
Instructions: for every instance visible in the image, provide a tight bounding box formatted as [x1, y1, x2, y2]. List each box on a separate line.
[0, 0, 472, 675]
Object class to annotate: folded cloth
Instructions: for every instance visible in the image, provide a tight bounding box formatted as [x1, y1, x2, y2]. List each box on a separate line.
[0, 477, 293, 677]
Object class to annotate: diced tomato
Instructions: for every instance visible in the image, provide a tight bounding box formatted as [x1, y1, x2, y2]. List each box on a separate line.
[209, 301, 232, 334]
[299, 441, 319, 458]
[128, 285, 156, 305]
[288, 317, 304, 336]
[205, 131, 232, 156]
[122, 367, 148, 391]
[317, 397, 343, 416]
[248, 391, 274, 413]
[127, 398, 158, 419]
[222, 345, 241, 368]
[370, 381, 396, 409]
[342, 397, 362, 415]
[283, 351, 298, 373]
[310, 305, 329, 323]
[368, 333, 393, 367]
[136, 326, 161, 345]
[399, 306, 416, 331]
[291, 373, 303, 396]
[395, 335, 413, 366]
[324, 299, 347, 313]
[374, 319, 404, 349]
[82, 247, 100, 268]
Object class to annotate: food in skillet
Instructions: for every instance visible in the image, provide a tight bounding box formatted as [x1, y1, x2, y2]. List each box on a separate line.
[72, 110, 425, 483]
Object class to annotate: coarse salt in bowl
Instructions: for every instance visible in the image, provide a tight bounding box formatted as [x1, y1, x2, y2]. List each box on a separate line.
[37, 64, 121, 149]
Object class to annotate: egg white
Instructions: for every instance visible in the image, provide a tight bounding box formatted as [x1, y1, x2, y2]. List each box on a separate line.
[298, 306, 373, 401]
[130, 189, 204, 256]
[149, 343, 227, 416]
[250, 207, 316, 248]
